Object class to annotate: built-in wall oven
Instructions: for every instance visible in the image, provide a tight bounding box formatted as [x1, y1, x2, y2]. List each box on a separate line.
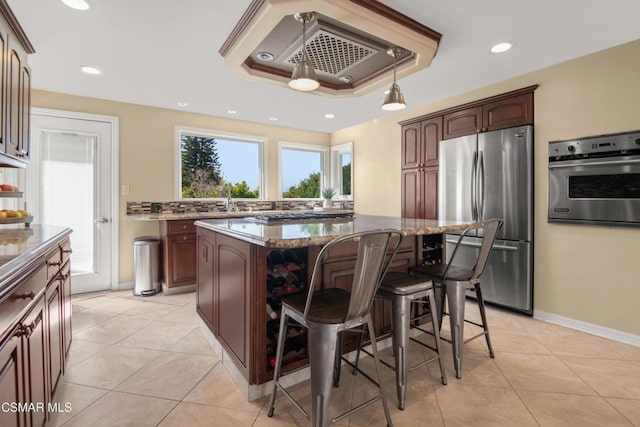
[548, 129, 640, 226]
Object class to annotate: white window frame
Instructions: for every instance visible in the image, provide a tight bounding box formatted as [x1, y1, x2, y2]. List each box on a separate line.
[174, 126, 267, 200]
[330, 141, 353, 200]
[278, 141, 329, 199]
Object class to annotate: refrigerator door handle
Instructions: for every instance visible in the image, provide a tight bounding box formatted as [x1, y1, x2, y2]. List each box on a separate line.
[471, 151, 478, 221]
[478, 150, 485, 220]
[445, 238, 518, 251]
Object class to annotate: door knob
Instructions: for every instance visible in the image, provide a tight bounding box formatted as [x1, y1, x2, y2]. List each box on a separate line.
[94, 218, 109, 224]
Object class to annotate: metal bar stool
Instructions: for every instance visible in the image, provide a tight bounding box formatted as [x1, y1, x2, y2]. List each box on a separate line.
[267, 229, 402, 427]
[412, 218, 503, 379]
[349, 271, 447, 410]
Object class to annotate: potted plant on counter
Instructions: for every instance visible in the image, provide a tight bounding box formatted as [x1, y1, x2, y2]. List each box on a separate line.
[322, 187, 336, 208]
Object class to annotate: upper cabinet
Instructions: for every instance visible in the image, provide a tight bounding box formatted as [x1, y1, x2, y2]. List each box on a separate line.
[401, 116, 442, 170]
[0, 1, 34, 167]
[443, 91, 534, 140]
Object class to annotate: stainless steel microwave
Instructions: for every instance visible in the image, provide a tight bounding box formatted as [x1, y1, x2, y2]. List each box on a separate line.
[548, 130, 640, 226]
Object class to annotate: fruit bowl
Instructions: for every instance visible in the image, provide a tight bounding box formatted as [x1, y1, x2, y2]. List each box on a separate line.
[0, 191, 24, 198]
[0, 215, 33, 226]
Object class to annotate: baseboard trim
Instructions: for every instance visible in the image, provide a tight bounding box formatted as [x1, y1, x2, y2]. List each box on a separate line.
[534, 310, 640, 347]
[116, 281, 134, 290]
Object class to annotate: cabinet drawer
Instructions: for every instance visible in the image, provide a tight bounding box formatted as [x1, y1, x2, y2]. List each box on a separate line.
[45, 247, 63, 282]
[324, 234, 415, 262]
[166, 220, 197, 235]
[0, 263, 47, 340]
[60, 238, 72, 264]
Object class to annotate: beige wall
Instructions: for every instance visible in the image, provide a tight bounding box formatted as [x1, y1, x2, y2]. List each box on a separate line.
[32, 90, 330, 283]
[332, 39, 640, 335]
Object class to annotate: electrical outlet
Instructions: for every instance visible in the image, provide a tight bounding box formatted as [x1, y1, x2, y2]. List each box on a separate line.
[121, 185, 130, 196]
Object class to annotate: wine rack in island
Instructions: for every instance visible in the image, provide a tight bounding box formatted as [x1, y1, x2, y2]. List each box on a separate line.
[421, 233, 443, 266]
[264, 247, 309, 374]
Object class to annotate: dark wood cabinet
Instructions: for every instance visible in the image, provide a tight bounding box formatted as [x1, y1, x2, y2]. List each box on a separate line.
[196, 227, 254, 379]
[401, 166, 438, 219]
[46, 277, 63, 398]
[443, 106, 483, 140]
[0, 1, 34, 166]
[160, 220, 197, 294]
[196, 232, 215, 332]
[215, 234, 253, 369]
[443, 91, 533, 140]
[61, 262, 72, 359]
[0, 327, 23, 427]
[401, 116, 442, 170]
[0, 233, 72, 426]
[23, 296, 47, 427]
[483, 92, 533, 132]
[401, 116, 441, 219]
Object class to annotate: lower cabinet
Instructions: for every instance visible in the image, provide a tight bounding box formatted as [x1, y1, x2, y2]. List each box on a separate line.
[161, 220, 197, 293]
[215, 234, 252, 369]
[0, 235, 72, 426]
[46, 278, 63, 398]
[0, 327, 23, 427]
[196, 232, 215, 331]
[22, 297, 47, 427]
[196, 228, 253, 377]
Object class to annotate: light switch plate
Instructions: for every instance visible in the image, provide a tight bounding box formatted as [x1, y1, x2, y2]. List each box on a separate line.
[121, 185, 130, 195]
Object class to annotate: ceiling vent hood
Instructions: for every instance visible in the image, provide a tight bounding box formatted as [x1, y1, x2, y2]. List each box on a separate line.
[219, 0, 441, 97]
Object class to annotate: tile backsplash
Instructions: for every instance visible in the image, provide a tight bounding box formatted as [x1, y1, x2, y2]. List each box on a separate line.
[126, 199, 354, 215]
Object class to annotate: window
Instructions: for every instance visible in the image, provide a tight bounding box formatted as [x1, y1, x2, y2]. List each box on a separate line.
[279, 142, 329, 198]
[176, 127, 264, 199]
[331, 142, 353, 199]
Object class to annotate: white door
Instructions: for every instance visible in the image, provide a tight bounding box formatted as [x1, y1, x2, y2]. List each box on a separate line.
[27, 111, 117, 294]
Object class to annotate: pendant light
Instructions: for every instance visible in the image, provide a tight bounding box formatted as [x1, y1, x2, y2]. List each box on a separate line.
[381, 47, 407, 111]
[289, 12, 319, 92]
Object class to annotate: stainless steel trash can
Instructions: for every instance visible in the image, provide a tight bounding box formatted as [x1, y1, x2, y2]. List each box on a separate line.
[133, 237, 161, 296]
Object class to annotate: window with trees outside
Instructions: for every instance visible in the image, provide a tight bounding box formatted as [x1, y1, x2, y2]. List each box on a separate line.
[331, 142, 353, 198]
[279, 142, 329, 199]
[177, 128, 264, 199]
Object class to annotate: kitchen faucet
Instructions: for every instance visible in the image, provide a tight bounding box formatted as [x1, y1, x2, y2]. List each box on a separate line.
[225, 183, 235, 212]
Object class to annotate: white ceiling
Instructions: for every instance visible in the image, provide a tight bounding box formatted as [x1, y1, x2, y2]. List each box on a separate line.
[9, 0, 640, 133]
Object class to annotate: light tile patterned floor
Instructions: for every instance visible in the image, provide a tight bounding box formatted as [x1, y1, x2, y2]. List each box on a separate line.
[48, 290, 640, 426]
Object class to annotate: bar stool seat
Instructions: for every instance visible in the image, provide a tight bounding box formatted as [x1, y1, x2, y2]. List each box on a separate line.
[353, 271, 447, 410]
[278, 288, 351, 324]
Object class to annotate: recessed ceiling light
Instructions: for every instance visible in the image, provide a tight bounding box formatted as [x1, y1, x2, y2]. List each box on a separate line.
[227, 110, 237, 114]
[324, 113, 335, 119]
[256, 52, 274, 61]
[338, 75, 352, 83]
[80, 65, 102, 75]
[177, 102, 188, 107]
[491, 42, 512, 53]
[61, 0, 91, 11]
[269, 117, 278, 121]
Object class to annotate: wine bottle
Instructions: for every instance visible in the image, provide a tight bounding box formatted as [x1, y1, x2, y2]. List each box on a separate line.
[266, 303, 278, 319]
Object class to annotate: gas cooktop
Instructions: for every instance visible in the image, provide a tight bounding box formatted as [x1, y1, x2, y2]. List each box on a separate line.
[248, 211, 353, 224]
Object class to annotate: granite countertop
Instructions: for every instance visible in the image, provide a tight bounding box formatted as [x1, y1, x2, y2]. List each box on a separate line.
[0, 224, 72, 297]
[127, 209, 351, 221]
[195, 214, 471, 248]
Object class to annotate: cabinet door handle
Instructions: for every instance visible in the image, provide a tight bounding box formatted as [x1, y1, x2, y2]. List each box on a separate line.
[46, 260, 62, 267]
[182, 235, 188, 240]
[17, 321, 36, 338]
[15, 291, 35, 300]
[63, 248, 73, 254]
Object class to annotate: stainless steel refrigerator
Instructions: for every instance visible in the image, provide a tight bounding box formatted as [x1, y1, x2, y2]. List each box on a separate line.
[439, 125, 533, 314]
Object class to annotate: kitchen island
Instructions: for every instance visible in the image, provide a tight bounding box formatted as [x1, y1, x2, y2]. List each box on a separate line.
[194, 215, 470, 400]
